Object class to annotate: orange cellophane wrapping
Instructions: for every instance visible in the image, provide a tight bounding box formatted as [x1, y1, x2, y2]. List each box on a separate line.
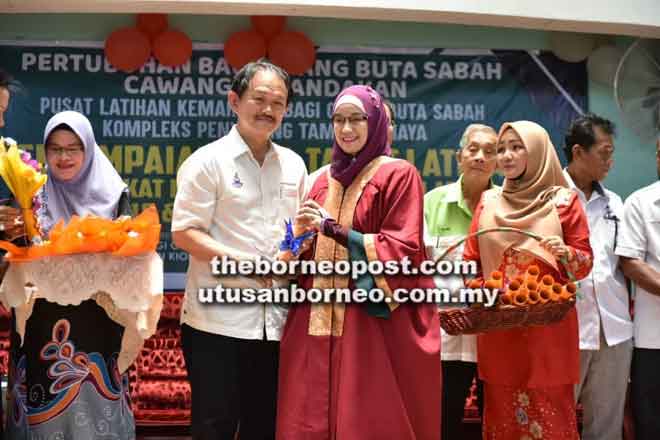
[0, 205, 161, 261]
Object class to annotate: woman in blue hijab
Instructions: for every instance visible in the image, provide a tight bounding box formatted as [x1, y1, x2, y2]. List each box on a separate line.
[6, 111, 136, 439]
[40, 110, 128, 233]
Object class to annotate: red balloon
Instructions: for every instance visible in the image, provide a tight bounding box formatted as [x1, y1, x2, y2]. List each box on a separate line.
[136, 13, 168, 42]
[250, 16, 286, 40]
[224, 30, 267, 70]
[153, 29, 193, 67]
[104, 27, 151, 73]
[267, 31, 316, 76]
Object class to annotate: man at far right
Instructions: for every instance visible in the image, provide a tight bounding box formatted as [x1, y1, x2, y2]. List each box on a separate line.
[617, 134, 660, 440]
[563, 113, 633, 440]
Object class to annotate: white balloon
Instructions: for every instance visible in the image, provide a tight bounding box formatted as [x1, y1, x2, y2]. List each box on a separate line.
[587, 45, 626, 86]
[550, 32, 597, 63]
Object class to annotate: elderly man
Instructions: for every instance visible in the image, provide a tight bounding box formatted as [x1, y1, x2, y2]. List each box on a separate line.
[172, 59, 307, 440]
[617, 134, 660, 440]
[563, 113, 633, 440]
[424, 123, 498, 439]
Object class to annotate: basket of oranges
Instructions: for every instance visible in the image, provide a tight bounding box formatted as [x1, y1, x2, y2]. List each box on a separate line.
[436, 227, 578, 335]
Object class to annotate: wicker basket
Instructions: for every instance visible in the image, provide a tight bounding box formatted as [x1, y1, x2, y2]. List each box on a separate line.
[435, 227, 578, 335]
[439, 297, 575, 335]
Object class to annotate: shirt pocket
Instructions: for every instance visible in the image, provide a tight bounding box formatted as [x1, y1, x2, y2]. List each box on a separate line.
[279, 181, 299, 199]
[276, 182, 301, 223]
[601, 218, 617, 253]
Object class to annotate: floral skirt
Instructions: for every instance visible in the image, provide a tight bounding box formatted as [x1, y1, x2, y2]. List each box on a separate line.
[482, 383, 578, 440]
[6, 299, 135, 440]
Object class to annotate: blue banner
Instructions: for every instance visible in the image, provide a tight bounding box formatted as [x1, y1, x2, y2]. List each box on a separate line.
[0, 43, 587, 289]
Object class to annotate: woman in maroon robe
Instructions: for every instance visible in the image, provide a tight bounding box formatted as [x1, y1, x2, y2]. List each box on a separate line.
[276, 85, 441, 440]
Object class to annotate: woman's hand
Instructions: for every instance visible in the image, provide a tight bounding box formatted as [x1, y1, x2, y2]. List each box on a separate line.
[297, 235, 314, 254]
[295, 200, 325, 231]
[0, 206, 24, 241]
[539, 235, 571, 260]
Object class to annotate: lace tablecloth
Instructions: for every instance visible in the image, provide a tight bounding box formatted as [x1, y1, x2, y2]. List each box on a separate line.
[0, 251, 164, 372]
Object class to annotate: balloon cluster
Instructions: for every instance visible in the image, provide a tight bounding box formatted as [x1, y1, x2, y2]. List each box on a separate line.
[104, 14, 193, 73]
[225, 16, 316, 75]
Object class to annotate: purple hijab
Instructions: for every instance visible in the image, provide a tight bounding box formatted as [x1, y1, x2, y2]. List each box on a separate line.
[41, 111, 127, 233]
[330, 85, 391, 187]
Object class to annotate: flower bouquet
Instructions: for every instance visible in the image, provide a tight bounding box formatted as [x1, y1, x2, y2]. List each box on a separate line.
[436, 227, 578, 335]
[0, 137, 47, 242]
[0, 204, 161, 261]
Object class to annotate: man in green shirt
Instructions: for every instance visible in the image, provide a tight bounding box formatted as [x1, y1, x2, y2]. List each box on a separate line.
[424, 123, 498, 439]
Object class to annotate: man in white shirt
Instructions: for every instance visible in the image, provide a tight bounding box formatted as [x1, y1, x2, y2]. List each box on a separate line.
[617, 135, 660, 440]
[563, 114, 633, 440]
[172, 60, 307, 440]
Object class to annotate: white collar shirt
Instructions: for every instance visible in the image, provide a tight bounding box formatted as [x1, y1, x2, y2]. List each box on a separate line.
[563, 170, 632, 349]
[172, 125, 308, 341]
[616, 181, 660, 349]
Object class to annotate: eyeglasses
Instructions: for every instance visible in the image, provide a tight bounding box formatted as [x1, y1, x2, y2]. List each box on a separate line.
[46, 146, 84, 158]
[331, 114, 368, 126]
